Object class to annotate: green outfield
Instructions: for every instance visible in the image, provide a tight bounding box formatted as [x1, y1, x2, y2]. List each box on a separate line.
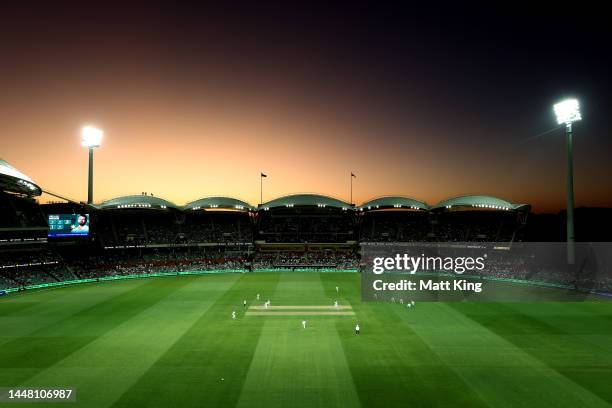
[1, 273, 612, 408]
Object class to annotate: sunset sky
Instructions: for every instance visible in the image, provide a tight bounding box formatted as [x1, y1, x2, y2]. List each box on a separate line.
[1, 3, 611, 212]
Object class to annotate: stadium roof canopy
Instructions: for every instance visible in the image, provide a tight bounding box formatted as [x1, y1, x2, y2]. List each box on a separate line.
[98, 195, 179, 210]
[261, 194, 351, 210]
[432, 195, 530, 212]
[184, 196, 254, 211]
[0, 159, 42, 196]
[359, 196, 429, 211]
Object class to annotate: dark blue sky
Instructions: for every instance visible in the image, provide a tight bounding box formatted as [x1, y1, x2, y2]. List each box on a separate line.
[1, 2, 610, 210]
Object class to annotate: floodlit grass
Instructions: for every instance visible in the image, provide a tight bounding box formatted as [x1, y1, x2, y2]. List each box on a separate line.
[1, 273, 612, 407]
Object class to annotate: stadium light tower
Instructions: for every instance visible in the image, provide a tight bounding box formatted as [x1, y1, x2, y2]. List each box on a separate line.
[81, 126, 103, 204]
[554, 99, 581, 264]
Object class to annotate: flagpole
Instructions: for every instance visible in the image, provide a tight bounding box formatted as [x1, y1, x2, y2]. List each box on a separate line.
[260, 174, 263, 206]
[350, 173, 353, 205]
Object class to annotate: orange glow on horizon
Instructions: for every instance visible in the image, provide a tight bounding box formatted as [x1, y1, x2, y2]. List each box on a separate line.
[2, 66, 609, 214]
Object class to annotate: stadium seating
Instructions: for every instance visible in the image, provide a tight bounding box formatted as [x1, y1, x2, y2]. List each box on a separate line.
[0, 192, 47, 243]
[2, 185, 612, 295]
[253, 250, 358, 270]
[257, 208, 355, 243]
[94, 210, 252, 246]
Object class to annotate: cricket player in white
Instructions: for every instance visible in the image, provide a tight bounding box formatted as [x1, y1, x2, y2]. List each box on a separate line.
[334, 300, 338, 308]
[355, 323, 360, 335]
[243, 300, 247, 308]
[302, 320, 307, 329]
[336, 286, 339, 293]
[257, 293, 260, 300]
[232, 310, 236, 319]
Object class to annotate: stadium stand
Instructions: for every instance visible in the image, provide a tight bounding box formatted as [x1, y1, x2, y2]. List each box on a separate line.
[257, 194, 355, 243]
[0, 160, 47, 245]
[1, 161, 611, 295]
[253, 249, 358, 271]
[94, 195, 253, 246]
[429, 196, 529, 242]
[359, 197, 430, 242]
[95, 195, 181, 246]
[359, 195, 528, 243]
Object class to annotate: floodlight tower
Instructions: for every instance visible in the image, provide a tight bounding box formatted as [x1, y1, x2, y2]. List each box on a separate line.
[81, 126, 103, 204]
[553, 99, 581, 264]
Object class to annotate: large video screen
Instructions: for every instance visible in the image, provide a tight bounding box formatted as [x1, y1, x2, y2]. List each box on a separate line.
[48, 214, 90, 237]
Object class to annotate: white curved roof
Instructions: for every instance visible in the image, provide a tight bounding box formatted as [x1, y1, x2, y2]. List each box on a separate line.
[0, 159, 42, 196]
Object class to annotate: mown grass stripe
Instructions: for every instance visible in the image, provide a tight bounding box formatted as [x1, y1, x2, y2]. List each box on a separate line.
[449, 301, 612, 405]
[0, 280, 149, 343]
[407, 302, 610, 408]
[109, 273, 282, 408]
[337, 301, 489, 408]
[0, 277, 193, 387]
[237, 319, 362, 408]
[20, 275, 240, 408]
[236, 273, 361, 408]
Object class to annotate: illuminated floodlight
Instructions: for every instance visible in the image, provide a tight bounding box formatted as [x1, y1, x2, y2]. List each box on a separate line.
[552, 98, 583, 264]
[81, 125, 104, 204]
[554, 99, 581, 125]
[81, 126, 104, 148]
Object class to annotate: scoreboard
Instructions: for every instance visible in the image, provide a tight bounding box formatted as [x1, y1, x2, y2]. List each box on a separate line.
[48, 214, 90, 237]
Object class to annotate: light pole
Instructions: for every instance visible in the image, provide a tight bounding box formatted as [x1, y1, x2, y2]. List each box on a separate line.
[81, 126, 103, 204]
[553, 99, 581, 264]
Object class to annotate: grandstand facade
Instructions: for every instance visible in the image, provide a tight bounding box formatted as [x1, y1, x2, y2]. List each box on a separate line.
[34, 192, 530, 248]
[5, 158, 580, 293]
